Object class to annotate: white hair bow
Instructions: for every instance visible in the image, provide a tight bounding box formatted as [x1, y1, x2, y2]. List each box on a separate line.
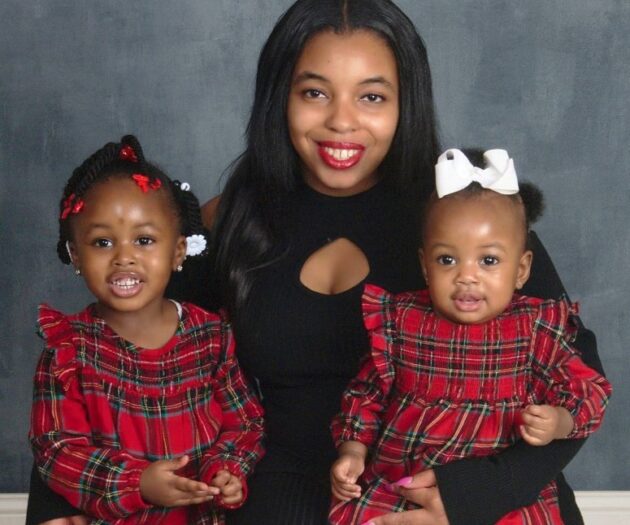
[435, 148, 519, 198]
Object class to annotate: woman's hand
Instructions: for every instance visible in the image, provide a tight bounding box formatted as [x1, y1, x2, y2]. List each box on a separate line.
[362, 470, 449, 525]
[39, 517, 88, 525]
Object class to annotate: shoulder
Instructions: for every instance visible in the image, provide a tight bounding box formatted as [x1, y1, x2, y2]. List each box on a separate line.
[512, 294, 577, 338]
[37, 303, 92, 344]
[36, 304, 91, 372]
[180, 301, 227, 327]
[201, 195, 221, 229]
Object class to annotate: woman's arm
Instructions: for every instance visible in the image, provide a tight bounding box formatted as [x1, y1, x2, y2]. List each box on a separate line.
[25, 464, 82, 525]
[198, 321, 265, 509]
[432, 231, 603, 525]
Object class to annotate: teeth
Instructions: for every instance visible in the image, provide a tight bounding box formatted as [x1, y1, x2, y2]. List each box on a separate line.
[324, 147, 360, 161]
[112, 278, 140, 288]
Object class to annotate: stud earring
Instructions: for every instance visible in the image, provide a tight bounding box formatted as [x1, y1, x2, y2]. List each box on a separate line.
[176, 265, 183, 272]
[75, 268, 81, 276]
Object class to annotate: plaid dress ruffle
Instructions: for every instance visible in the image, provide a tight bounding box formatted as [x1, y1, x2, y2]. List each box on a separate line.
[330, 285, 611, 525]
[30, 302, 265, 525]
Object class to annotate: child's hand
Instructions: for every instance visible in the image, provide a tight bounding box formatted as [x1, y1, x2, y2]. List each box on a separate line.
[518, 404, 574, 446]
[210, 469, 244, 506]
[331, 453, 365, 501]
[140, 455, 219, 507]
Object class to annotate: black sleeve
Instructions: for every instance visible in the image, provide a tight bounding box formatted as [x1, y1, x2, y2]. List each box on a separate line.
[26, 464, 80, 525]
[434, 231, 603, 525]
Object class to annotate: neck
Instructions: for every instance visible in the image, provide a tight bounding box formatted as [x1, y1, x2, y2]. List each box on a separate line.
[95, 298, 179, 349]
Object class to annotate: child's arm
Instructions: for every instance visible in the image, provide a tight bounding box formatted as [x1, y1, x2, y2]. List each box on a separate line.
[330, 441, 368, 501]
[198, 319, 265, 509]
[30, 344, 151, 520]
[30, 322, 214, 521]
[329, 284, 399, 503]
[525, 300, 612, 442]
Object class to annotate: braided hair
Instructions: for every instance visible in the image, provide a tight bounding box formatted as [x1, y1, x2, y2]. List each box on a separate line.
[57, 134, 207, 264]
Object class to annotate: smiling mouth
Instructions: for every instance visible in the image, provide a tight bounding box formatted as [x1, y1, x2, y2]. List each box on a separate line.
[109, 277, 143, 297]
[317, 142, 364, 169]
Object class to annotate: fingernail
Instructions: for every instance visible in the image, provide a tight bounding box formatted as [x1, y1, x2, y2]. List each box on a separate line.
[360, 522, 376, 525]
[394, 476, 413, 487]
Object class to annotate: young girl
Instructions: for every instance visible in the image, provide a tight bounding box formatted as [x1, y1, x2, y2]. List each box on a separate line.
[29, 135, 265, 525]
[330, 149, 612, 525]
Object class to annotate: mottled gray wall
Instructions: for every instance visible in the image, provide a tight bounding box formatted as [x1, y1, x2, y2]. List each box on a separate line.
[1, 0, 628, 492]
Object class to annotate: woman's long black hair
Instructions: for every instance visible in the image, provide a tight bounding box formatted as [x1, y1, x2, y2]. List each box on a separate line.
[212, 0, 441, 316]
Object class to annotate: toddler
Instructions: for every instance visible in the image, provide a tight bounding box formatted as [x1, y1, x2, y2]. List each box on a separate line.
[329, 148, 611, 525]
[29, 135, 264, 525]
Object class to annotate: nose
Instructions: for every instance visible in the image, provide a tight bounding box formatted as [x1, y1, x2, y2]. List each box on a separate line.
[113, 242, 136, 267]
[455, 261, 478, 285]
[325, 97, 358, 133]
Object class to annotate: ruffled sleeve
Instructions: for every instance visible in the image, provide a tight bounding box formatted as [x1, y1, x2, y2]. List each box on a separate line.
[529, 299, 612, 438]
[30, 304, 151, 521]
[330, 284, 398, 449]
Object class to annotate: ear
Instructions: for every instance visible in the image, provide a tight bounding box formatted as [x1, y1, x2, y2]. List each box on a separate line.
[418, 248, 429, 284]
[172, 235, 187, 271]
[515, 250, 533, 290]
[67, 240, 79, 269]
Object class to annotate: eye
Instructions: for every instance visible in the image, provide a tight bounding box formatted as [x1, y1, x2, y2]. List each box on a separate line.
[481, 256, 499, 266]
[361, 93, 385, 103]
[436, 255, 456, 265]
[303, 88, 326, 99]
[93, 238, 112, 248]
[136, 236, 155, 246]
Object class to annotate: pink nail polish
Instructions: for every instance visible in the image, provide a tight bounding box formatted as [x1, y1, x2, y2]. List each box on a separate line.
[360, 521, 376, 525]
[394, 476, 413, 487]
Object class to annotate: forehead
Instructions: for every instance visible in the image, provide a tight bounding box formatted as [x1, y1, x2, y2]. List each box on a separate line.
[424, 192, 525, 243]
[76, 176, 175, 222]
[294, 29, 397, 80]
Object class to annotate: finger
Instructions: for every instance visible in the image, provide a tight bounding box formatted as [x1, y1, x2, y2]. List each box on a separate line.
[332, 484, 357, 501]
[211, 469, 231, 487]
[520, 412, 546, 428]
[171, 494, 215, 507]
[520, 425, 544, 445]
[367, 508, 431, 525]
[222, 489, 244, 505]
[338, 482, 362, 499]
[391, 470, 436, 491]
[221, 477, 242, 496]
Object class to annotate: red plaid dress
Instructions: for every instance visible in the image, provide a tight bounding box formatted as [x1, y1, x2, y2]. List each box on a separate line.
[30, 302, 265, 525]
[330, 285, 611, 525]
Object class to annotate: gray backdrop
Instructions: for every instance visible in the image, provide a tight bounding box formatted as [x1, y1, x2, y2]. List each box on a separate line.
[1, 0, 628, 493]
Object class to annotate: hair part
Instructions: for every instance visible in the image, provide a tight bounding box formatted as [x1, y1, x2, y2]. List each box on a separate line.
[213, 0, 441, 315]
[57, 135, 206, 264]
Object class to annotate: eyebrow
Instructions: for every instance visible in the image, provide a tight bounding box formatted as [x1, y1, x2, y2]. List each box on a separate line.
[292, 71, 396, 90]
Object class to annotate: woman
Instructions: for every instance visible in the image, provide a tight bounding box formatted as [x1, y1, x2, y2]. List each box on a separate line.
[27, 1, 602, 524]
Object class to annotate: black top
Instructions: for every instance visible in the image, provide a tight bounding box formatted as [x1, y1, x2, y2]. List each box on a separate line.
[232, 180, 424, 481]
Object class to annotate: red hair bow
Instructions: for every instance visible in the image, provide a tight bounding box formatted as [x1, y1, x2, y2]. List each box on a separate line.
[120, 145, 138, 162]
[60, 193, 85, 219]
[132, 173, 162, 193]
